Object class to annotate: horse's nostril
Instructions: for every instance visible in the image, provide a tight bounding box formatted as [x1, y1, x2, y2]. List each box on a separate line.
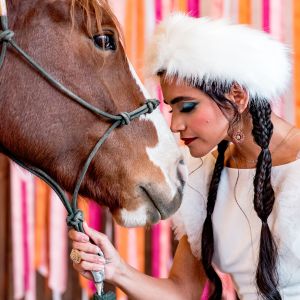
[179, 159, 185, 165]
[177, 159, 188, 186]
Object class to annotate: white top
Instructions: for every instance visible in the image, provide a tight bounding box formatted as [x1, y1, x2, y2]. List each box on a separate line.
[172, 152, 300, 299]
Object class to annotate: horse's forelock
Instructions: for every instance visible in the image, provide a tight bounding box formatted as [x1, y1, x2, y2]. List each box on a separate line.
[71, 0, 124, 43]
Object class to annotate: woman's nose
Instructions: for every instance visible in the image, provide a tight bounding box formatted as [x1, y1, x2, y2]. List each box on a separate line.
[170, 115, 185, 133]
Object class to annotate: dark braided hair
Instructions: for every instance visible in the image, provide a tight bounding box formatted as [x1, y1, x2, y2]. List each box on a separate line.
[249, 100, 281, 299]
[198, 83, 281, 299]
[201, 139, 229, 299]
[199, 82, 238, 299]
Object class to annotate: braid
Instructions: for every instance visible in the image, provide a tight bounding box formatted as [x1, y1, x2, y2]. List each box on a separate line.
[249, 100, 281, 300]
[201, 140, 229, 300]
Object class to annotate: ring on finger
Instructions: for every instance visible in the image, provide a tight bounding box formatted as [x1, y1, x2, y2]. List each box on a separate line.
[70, 249, 82, 264]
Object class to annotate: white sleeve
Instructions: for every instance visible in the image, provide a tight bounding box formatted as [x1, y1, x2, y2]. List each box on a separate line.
[273, 162, 300, 274]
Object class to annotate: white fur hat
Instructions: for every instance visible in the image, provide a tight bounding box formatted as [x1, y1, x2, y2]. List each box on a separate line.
[145, 13, 291, 101]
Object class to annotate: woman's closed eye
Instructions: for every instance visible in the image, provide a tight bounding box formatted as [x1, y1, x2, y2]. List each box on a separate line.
[180, 102, 198, 113]
[168, 101, 198, 114]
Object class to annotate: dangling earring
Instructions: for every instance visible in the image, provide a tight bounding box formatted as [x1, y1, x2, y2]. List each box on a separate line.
[233, 129, 245, 143]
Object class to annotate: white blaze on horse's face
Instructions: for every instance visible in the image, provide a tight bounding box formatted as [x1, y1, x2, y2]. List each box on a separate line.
[114, 63, 188, 227]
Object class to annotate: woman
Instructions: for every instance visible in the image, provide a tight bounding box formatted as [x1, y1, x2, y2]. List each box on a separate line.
[69, 14, 300, 299]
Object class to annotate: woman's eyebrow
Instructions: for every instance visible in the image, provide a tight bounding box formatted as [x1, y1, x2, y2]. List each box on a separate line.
[163, 96, 195, 105]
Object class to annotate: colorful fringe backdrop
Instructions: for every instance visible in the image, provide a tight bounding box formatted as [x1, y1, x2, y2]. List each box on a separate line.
[3, 0, 298, 299]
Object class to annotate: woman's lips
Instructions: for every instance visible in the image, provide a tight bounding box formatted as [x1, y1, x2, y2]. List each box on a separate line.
[181, 137, 197, 146]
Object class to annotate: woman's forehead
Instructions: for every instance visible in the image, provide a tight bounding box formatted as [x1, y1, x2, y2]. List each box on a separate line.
[161, 80, 206, 104]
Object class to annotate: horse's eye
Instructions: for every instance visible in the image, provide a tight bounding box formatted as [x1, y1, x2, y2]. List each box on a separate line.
[93, 34, 116, 51]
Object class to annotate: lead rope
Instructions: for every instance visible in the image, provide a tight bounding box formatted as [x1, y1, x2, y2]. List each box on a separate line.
[0, 8, 159, 299]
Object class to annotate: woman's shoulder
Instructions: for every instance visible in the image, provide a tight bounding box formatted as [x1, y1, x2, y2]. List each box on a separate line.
[286, 127, 300, 158]
[272, 126, 300, 166]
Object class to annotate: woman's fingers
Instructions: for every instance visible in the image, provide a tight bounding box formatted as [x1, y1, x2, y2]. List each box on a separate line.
[83, 222, 114, 252]
[76, 250, 106, 264]
[69, 223, 120, 282]
[73, 262, 104, 281]
[72, 240, 101, 254]
[79, 260, 105, 272]
[68, 229, 89, 243]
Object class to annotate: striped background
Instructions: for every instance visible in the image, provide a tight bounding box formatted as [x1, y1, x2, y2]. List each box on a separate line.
[0, 1, 299, 299]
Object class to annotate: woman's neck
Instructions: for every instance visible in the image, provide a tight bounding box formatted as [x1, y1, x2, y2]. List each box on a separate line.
[227, 113, 297, 168]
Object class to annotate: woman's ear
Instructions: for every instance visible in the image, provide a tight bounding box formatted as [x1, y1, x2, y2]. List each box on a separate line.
[225, 83, 249, 113]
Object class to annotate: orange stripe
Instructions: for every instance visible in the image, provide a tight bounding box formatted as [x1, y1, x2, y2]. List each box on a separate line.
[115, 224, 129, 299]
[124, 0, 135, 62]
[239, 0, 251, 24]
[137, 227, 145, 272]
[78, 197, 90, 290]
[294, 0, 300, 126]
[136, 0, 145, 79]
[34, 178, 49, 268]
[174, 0, 187, 12]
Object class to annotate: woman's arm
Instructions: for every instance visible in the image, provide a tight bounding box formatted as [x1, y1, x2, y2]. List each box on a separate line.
[69, 222, 206, 300]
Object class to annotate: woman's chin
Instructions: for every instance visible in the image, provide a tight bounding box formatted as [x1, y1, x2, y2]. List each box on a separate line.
[188, 146, 210, 158]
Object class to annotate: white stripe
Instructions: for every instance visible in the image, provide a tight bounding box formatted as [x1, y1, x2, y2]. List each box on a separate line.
[222, 0, 231, 20]
[144, 0, 156, 44]
[0, 0, 7, 16]
[251, 0, 262, 30]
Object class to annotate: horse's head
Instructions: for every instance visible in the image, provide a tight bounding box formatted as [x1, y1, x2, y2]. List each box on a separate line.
[0, 0, 187, 226]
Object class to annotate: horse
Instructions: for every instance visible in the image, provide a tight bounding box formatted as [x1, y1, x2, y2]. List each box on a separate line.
[0, 0, 187, 228]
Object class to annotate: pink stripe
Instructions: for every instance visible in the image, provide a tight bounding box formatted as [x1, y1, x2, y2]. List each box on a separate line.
[128, 229, 138, 269]
[48, 191, 68, 294]
[88, 201, 102, 231]
[269, 0, 284, 115]
[151, 224, 160, 277]
[25, 173, 36, 300]
[155, 0, 162, 22]
[198, 0, 201, 16]
[262, 0, 270, 32]
[211, 0, 223, 18]
[21, 181, 30, 291]
[170, 0, 175, 11]
[88, 201, 102, 293]
[201, 282, 210, 300]
[11, 163, 24, 298]
[188, 0, 200, 17]
[159, 220, 171, 277]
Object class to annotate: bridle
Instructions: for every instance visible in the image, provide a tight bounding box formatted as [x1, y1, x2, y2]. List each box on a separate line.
[0, 4, 159, 298]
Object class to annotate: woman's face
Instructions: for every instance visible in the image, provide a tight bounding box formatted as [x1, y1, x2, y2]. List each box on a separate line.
[161, 77, 230, 157]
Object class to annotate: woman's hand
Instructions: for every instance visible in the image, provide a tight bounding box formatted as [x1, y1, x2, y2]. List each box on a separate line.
[68, 222, 124, 283]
